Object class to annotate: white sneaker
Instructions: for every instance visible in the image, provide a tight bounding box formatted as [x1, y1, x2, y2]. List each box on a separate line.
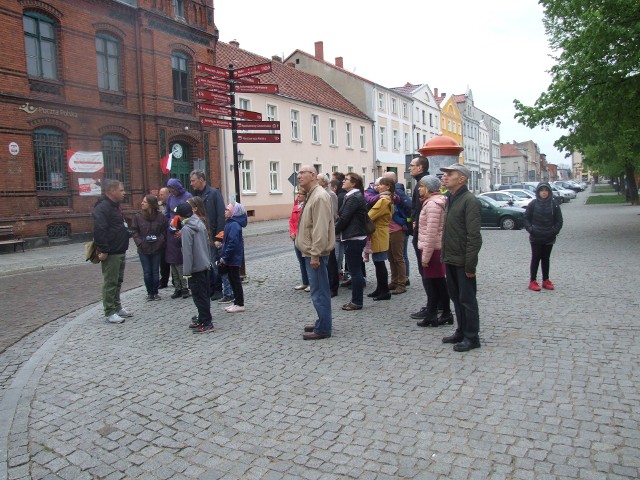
[294, 284, 308, 290]
[117, 307, 133, 317]
[106, 313, 125, 324]
[225, 305, 245, 313]
[304, 286, 311, 292]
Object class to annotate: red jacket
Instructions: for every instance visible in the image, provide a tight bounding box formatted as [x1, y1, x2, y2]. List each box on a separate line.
[289, 198, 304, 236]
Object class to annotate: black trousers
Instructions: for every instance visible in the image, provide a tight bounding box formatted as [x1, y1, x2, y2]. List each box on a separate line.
[160, 252, 171, 286]
[445, 264, 480, 340]
[426, 277, 452, 316]
[327, 249, 339, 293]
[190, 269, 212, 325]
[227, 265, 244, 306]
[530, 243, 553, 281]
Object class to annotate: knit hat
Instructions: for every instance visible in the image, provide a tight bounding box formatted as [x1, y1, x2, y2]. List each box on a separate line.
[174, 202, 193, 218]
[226, 202, 246, 217]
[419, 175, 442, 193]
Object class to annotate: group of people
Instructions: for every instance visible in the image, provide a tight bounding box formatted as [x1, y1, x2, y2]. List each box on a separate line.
[92, 171, 247, 333]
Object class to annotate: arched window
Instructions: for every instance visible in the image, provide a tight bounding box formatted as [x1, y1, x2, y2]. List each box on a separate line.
[23, 12, 58, 79]
[96, 33, 120, 92]
[172, 52, 190, 101]
[33, 128, 66, 191]
[102, 134, 129, 191]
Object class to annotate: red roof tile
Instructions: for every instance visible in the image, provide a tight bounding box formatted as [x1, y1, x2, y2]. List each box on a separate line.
[500, 143, 524, 157]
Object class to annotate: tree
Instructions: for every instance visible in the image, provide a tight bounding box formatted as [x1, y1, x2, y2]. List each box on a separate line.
[514, 0, 640, 204]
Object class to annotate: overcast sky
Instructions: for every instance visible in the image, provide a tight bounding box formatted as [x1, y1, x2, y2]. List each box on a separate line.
[214, 0, 570, 167]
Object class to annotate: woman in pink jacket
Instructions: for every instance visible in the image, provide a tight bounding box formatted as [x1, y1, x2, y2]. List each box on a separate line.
[416, 175, 453, 327]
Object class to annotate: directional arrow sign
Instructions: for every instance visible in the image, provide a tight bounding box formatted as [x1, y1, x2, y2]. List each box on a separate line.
[235, 83, 279, 94]
[237, 133, 281, 143]
[235, 76, 261, 85]
[236, 120, 280, 130]
[196, 103, 263, 120]
[200, 117, 233, 129]
[196, 62, 230, 78]
[196, 77, 230, 91]
[234, 62, 272, 78]
[195, 89, 232, 105]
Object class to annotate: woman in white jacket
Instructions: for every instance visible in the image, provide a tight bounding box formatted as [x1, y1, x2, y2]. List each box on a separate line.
[416, 176, 453, 327]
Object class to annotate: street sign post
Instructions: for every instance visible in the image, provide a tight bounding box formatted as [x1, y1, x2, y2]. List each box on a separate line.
[197, 103, 263, 120]
[237, 133, 281, 143]
[234, 84, 279, 94]
[236, 121, 280, 130]
[195, 77, 230, 91]
[195, 90, 232, 105]
[196, 62, 230, 78]
[234, 62, 272, 78]
[200, 117, 233, 129]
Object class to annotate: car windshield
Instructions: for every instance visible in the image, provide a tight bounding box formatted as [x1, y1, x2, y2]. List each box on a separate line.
[478, 195, 500, 207]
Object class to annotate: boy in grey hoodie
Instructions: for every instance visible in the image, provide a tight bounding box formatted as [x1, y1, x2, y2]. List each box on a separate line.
[175, 202, 213, 333]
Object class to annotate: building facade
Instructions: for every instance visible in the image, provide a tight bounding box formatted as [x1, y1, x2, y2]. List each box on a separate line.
[0, 0, 220, 244]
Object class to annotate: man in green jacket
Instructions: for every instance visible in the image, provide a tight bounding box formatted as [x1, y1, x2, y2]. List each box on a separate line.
[440, 164, 483, 351]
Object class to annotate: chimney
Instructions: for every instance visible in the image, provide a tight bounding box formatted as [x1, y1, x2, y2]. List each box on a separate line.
[314, 41, 324, 61]
[272, 55, 282, 63]
[229, 39, 239, 48]
[434, 88, 438, 98]
[335, 57, 343, 68]
[441, 92, 446, 98]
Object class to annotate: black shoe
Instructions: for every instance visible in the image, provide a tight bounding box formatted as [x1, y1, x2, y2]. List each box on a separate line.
[182, 288, 191, 299]
[453, 337, 481, 352]
[410, 307, 429, 319]
[436, 312, 454, 326]
[367, 290, 381, 298]
[171, 289, 182, 299]
[331, 290, 338, 298]
[416, 315, 438, 327]
[210, 291, 224, 301]
[442, 333, 464, 344]
[159, 282, 168, 289]
[372, 292, 391, 301]
[405, 279, 411, 286]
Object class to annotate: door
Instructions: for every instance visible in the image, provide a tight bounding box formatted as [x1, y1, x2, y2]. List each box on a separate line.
[168, 141, 191, 191]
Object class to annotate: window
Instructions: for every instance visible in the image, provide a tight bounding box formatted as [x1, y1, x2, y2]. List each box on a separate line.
[391, 97, 397, 114]
[23, 12, 58, 80]
[360, 126, 366, 150]
[422, 110, 426, 125]
[96, 33, 120, 92]
[447, 120, 452, 131]
[172, 52, 190, 101]
[453, 122, 457, 133]
[241, 159, 254, 192]
[416, 133, 421, 149]
[269, 161, 280, 192]
[313, 164, 322, 174]
[404, 132, 409, 152]
[429, 113, 433, 127]
[347, 166, 354, 173]
[329, 119, 337, 146]
[33, 128, 66, 191]
[102, 134, 129, 190]
[267, 104, 277, 133]
[402, 102, 408, 118]
[378, 92, 385, 110]
[293, 162, 301, 174]
[345, 122, 352, 148]
[174, 0, 185, 17]
[239, 98, 250, 111]
[311, 114, 320, 143]
[393, 129, 399, 150]
[361, 167, 367, 187]
[332, 165, 338, 172]
[291, 110, 300, 140]
[379, 126, 386, 148]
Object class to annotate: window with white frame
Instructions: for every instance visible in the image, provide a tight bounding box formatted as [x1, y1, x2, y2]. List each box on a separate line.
[241, 159, 254, 192]
[393, 129, 399, 150]
[378, 92, 385, 110]
[422, 110, 426, 125]
[391, 97, 397, 114]
[329, 118, 337, 146]
[429, 113, 433, 127]
[313, 163, 322, 174]
[360, 126, 366, 150]
[361, 167, 367, 186]
[267, 104, 278, 133]
[402, 102, 408, 118]
[416, 132, 421, 149]
[269, 161, 280, 192]
[311, 114, 319, 143]
[379, 126, 386, 148]
[404, 132, 409, 152]
[291, 109, 300, 140]
[332, 165, 338, 172]
[347, 165, 354, 173]
[239, 98, 250, 111]
[453, 122, 457, 134]
[345, 122, 352, 148]
[447, 119, 452, 131]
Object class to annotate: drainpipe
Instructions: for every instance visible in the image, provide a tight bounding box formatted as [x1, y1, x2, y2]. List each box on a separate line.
[134, 10, 148, 193]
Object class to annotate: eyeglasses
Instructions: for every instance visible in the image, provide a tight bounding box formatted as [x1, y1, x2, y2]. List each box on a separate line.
[298, 170, 314, 175]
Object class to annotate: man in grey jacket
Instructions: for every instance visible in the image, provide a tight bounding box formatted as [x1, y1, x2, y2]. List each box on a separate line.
[440, 164, 483, 352]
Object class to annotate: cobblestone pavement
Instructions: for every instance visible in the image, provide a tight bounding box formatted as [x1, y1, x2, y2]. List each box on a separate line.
[1, 196, 639, 479]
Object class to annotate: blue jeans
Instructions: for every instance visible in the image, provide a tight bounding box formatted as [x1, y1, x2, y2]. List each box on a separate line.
[138, 253, 160, 295]
[222, 273, 233, 297]
[344, 239, 366, 306]
[304, 256, 332, 335]
[295, 246, 309, 285]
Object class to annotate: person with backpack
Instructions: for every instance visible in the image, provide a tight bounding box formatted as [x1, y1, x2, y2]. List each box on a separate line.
[524, 182, 563, 291]
[384, 172, 413, 294]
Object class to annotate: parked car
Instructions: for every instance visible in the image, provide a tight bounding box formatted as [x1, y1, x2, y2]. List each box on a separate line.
[551, 183, 576, 200]
[479, 191, 531, 208]
[503, 188, 536, 200]
[554, 180, 582, 193]
[476, 195, 525, 230]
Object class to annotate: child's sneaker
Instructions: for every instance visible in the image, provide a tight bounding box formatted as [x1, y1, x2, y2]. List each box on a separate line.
[217, 295, 235, 304]
[225, 305, 246, 313]
[542, 279, 555, 290]
[192, 324, 214, 334]
[528, 280, 541, 291]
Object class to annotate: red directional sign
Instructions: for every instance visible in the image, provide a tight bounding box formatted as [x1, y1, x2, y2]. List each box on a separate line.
[196, 77, 230, 91]
[234, 62, 272, 78]
[196, 62, 230, 78]
[195, 89, 232, 105]
[235, 83, 279, 94]
[197, 103, 263, 120]
[236, 120, 280, 130]
[200, 117, 233, 129]
[235, 76, 261, 85]
[237, 133, 281, 143]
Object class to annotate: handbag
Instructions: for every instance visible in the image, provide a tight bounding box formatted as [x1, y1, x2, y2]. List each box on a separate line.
[364, 214, 376, 235]
[84, 240, 100, 264]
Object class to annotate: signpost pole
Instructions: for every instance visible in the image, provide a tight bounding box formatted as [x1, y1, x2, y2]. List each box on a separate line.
[229, 64, 241, 205]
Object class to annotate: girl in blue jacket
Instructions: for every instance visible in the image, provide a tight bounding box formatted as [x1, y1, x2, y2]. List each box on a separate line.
[220, 202, 247, 312]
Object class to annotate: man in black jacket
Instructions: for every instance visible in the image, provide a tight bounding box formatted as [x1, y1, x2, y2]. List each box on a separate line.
[93, 180, 132, 324]
[190, 170, 226, 300]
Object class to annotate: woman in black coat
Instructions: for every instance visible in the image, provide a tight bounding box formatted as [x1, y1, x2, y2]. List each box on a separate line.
[132, 194, 167, 300]
[523, 182, 563, 291]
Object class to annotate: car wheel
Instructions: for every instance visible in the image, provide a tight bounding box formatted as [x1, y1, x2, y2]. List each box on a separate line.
[500, 216, 516, 230]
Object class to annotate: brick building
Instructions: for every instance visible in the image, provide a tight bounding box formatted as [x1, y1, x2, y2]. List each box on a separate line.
[0, 0, 219, 246]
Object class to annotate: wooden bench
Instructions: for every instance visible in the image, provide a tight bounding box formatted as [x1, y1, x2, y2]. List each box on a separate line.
[0, 225, 25, 252]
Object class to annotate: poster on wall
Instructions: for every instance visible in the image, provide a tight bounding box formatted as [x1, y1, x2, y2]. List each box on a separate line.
[67, 150, 104, 173]
[78, 177, 102, 196]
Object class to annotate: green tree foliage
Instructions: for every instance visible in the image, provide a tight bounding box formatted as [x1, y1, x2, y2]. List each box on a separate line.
[513, 0, 640, 204]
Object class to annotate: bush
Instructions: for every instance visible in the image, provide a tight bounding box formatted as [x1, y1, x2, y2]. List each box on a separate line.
[585, 195, 627, 205]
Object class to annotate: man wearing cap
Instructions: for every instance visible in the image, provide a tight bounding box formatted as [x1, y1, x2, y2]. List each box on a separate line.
[440, 163, 483, 352]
